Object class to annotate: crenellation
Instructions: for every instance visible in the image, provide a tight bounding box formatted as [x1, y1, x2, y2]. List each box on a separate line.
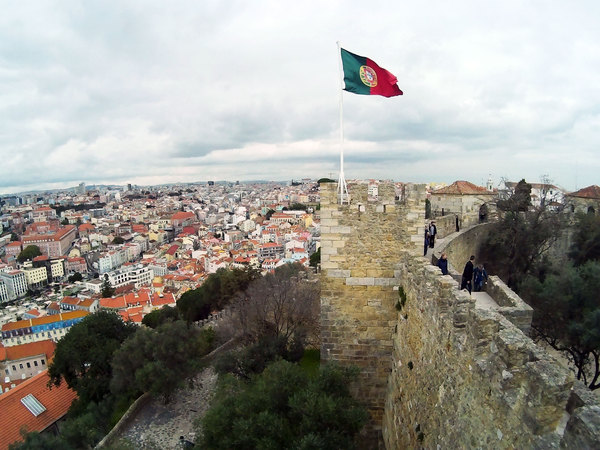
[320, 180, 600, 449]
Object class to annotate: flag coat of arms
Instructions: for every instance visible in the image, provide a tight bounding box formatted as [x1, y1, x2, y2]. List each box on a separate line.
[340, 48, 403, 97]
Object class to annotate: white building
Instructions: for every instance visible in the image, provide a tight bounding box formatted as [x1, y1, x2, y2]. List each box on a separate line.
[0, 279, 10, 303]
[23, 267, 48, 289]
[50, 260, 65, 280]
[104, 265, 154, 290]
[0, 270, 28, 300]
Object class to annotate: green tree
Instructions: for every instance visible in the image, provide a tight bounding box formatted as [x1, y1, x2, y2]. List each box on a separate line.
[309, 247, 321, 268]
[497, 179, 532, 212]
[10, 232, 18, 242]
[68, 272, 83, 283]
[265, 209, 276, 220]
[101, 274, 115, 298]
[61, 218, 70, 225]
[568, 212, 600, 266]
[111, 321, 214, 402]
[234, 263, 319, 343]
[520, 261, 600, 390]
[478, 182, 566, 289]
[9, 430, 65, 450]
[199, 360, 368, 449]
[48, 311, 137, 404]
[288, 203, 308, 211]
[112, 236, 125, 245]
[214, 334, 290, 379]
[17, 245, 42, 263]
[141, 305, 180, 328]
[177, 267, 260, 323]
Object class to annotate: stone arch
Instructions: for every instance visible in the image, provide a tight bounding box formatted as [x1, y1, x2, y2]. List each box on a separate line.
[479, 204, 488, 223]
[588, 206, 596, 215]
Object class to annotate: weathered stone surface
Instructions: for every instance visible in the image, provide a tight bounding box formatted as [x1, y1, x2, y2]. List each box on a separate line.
[320, 181, 600, 449]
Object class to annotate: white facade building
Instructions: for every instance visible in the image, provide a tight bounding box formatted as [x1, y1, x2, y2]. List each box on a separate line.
[0, 271, 28, 300]
[23, 267, 48, 289]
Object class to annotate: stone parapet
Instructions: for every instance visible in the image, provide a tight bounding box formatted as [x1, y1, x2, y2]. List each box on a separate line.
[321, 181, 599, 448]
[382, 250, 600, 449]
[486, 275, 533, 335]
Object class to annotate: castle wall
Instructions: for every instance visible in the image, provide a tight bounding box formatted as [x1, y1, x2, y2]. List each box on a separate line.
[383, 254, 571, 448]
[321, 182, 600, 448]
[319, 181, 425, 446]
[383, 252, 599, 449]
[435, 222, 492, 275]
[428, 213, 457, 239]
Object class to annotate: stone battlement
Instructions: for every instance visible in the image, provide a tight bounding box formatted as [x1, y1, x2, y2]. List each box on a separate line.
[320, 181, 600, 449]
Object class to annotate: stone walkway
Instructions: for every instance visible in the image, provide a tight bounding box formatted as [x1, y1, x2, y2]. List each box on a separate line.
[425, 236, 498, 310]
[117, 367, 218, 449]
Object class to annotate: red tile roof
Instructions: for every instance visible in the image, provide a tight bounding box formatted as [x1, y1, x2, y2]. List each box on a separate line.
[60, 296, 80, 306]
[1, 340, 56, 363]
[434, 180, 492, 195]
[78, 223, 95, 232]
[99, 297, 127, 309]
[22, 225, 76, 244]
[6, 241, 22, 248]
[171, 211, 195, 221]
[568, 185, 600, 199]
[0, 370, 77, 449]
[151, 293, 175, 307]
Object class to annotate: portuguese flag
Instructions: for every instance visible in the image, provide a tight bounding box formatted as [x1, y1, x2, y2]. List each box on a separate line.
[340, 48, 403, 97]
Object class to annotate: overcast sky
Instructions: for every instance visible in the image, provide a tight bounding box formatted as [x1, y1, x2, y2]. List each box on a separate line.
[1, 1, 599, 195]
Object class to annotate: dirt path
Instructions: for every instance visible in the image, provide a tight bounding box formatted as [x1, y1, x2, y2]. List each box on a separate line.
[117, 367, 218, 449]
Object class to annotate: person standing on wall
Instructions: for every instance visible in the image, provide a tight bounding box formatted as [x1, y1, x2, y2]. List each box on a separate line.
[474, 263, 488, 292]
[461, 255, 475, 294]
[424, 227, 430, 256]
[437, 252, 449, 275]
[428, 221, 437, 248]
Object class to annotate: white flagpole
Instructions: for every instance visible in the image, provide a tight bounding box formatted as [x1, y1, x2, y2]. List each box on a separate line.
[336, 41, 349, 205]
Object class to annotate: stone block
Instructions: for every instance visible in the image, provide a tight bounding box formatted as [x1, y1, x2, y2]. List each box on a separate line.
[328, 269, 351, 278]
[346, 277, 375, 286]
[331, 226, 353, 234]
[321, 246, 338, 255]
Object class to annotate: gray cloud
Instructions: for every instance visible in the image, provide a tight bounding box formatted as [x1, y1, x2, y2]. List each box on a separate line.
[1, 1, 599, 194]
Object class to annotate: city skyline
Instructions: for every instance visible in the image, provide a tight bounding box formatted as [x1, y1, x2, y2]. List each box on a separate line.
[1, 1, 599, 195]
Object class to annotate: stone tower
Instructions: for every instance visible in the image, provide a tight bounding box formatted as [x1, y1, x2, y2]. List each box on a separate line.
[319, 181, 425, 446]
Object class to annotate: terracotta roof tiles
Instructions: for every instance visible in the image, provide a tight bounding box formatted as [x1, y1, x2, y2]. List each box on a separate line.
[568, 185, 600, 199]
[1, 340, 56, 362]
[434, 180, 493, 195]
[0, 370, 77, 449]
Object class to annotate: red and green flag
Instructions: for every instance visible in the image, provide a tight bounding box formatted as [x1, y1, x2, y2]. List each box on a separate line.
[340, 48, 403, 97]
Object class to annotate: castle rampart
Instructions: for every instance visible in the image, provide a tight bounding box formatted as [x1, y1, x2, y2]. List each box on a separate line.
[320, 181, 425, 445]
[320, 181, 600, 448]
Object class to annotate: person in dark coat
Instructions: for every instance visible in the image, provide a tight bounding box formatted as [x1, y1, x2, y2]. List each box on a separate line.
[424, 228, 430, 256]
[474, 264, 488, 292]
[428, 221, 437, 248]
[437, 252, 449, 275]
[460, 255, 475, 294]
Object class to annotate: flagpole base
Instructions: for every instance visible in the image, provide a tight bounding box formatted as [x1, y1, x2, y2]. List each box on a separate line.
[337, 172, 349, 205]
